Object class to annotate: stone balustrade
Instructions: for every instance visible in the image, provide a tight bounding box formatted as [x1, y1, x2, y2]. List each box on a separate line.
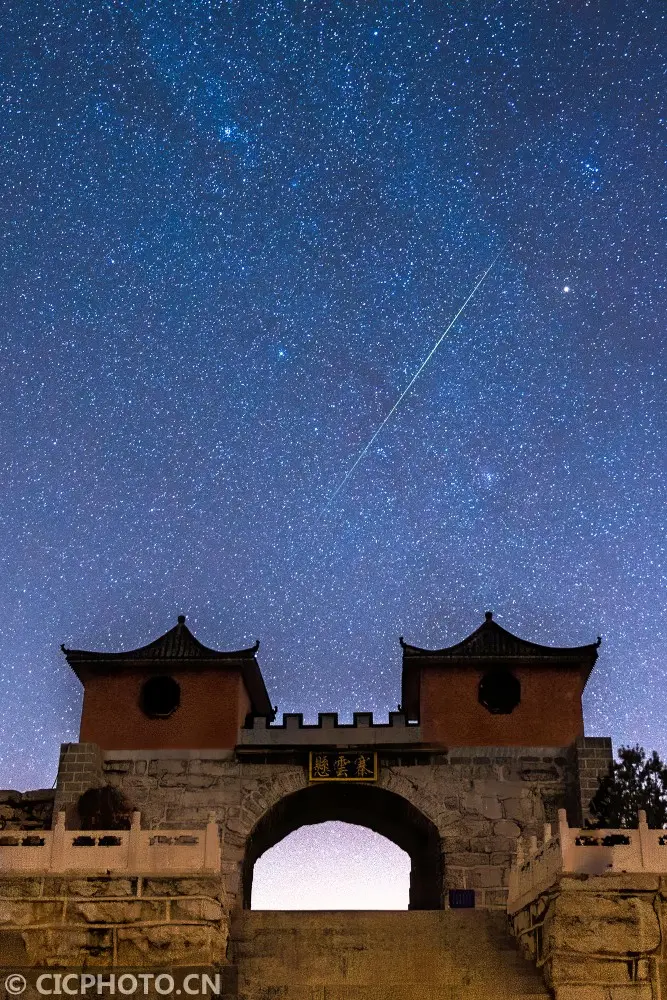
[0, 810, 221, 875]
[508, 807, 667, 913]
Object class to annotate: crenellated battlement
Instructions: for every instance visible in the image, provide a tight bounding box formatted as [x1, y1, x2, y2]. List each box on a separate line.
[238, 711, 421, 745]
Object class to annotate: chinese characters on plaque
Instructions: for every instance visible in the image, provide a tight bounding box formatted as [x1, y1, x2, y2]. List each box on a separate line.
[308, 751, 378, 781]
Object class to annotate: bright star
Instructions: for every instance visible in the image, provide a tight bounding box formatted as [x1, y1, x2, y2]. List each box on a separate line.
[563, 286, 570, 293]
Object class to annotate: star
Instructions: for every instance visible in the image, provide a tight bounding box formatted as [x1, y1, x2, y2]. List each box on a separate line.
[0, 0, 663, 912]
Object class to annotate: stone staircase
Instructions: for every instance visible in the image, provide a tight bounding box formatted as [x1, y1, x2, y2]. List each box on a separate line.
[224, 909, 551, 999]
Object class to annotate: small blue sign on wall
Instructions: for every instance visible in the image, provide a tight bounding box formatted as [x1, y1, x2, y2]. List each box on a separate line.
[449, 888, 475, 908]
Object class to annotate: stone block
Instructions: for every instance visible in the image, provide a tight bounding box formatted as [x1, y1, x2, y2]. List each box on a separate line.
[165, 806, 211, 825]
[481, 797, 503, 819]
[435, 806, 464, 829]
[24, 927, 114, 965]
[609, 988, 653, 1000]
[551, 986, 612, 1000]
[456, 817, 493, 838]
[44, 877, 137, 898]
[0, 900, 62, 926]
[170, 897, 224, 921]
[159, 773, 218, 788]
[447, 853, 490, 867]
[563, 874, 659, 893]
[487, 835, 513, 853]
[467, 837, 493, 854]
[491, 852, 512, 866]
[550, 955, 634, 984]
[142, 877, 225, 899]
[441, 835, 470, 853]
[636, 959, 650, 980]
[223, 829, 244, 850]
[188, 760, 234, 776]
[469, 867, 504, 888]
[0, 878, 43, 898]
[115, 776, 158, 795]
[116, 923, 214, 966]
[444, 869, 469, 890]
[493, 819, 521, 838]
[103, 760, 132, 774]
[135, 760, 147, 776]
[0, 929, 29, 965]
[503, 797, 535, 821]
[226, 815, 250, 836]
[148, 760, 189, 776]
[485, 889, 507, 910]
[69, 900, 164, 924]
[461, 792, 484, 814]
[546, 893, 661, 955]
[176, 790, 228, 808]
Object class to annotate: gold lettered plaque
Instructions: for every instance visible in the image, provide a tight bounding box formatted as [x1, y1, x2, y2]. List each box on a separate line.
[308, 751, 378, 781]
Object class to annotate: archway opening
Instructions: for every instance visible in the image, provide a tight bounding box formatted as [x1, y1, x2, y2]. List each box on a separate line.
[251, 820, 411, 910]
[242, 783, 443, 910]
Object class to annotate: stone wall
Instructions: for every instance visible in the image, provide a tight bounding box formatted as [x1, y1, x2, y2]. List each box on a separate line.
[53, 743, 104, 823]
[571, 736, 613, 823]
[94, 744, 575, 910]
[0, 874, 227, 969]
[509, 872, 667, 1000]
[0, 791, 54, 832]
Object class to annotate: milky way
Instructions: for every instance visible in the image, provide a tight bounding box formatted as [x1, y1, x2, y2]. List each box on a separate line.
[0, 3, 665, 904]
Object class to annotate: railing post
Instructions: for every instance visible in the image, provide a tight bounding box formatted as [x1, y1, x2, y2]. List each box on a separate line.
[127, 811, 141, 871]
[50, 810, 66, 872]
[516, 838, 524, 866]
[204, 812, 220, 871]
[557, 808, 570, 870]
[638, 809, 649, 870]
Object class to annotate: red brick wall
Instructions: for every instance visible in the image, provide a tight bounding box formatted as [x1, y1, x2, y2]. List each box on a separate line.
[79, 669, 252, 750]
[420, 664, 585, 746]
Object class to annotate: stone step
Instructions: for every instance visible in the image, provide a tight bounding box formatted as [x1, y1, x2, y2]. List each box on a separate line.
[227, 910, 550, 998]
[221, 983, 551, 1000]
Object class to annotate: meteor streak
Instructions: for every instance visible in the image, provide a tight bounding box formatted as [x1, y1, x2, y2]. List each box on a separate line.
[322, 245, 505, 510]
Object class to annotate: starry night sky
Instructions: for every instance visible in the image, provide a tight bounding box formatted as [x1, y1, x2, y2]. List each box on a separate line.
[0, 0, 665, 893]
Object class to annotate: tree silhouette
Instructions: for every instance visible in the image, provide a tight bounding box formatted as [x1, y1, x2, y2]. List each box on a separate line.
[588, 745, 667, 829]
[77, 786, 133, 830]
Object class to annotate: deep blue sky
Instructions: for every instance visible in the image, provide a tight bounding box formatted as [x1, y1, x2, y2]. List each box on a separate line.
[0, 1, 665, 791]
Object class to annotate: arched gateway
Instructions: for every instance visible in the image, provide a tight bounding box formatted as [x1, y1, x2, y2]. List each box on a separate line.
[0, 611, 613, 994]
[241, 782, 443, 909]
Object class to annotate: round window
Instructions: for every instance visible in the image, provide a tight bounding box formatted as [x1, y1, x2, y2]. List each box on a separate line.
[478, 669, 520, 714]
[140, 675, 180, 719]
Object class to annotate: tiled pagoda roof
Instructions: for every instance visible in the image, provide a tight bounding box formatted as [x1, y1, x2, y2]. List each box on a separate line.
[62, 616, 273, 718]
[400, 611, 601, 661]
